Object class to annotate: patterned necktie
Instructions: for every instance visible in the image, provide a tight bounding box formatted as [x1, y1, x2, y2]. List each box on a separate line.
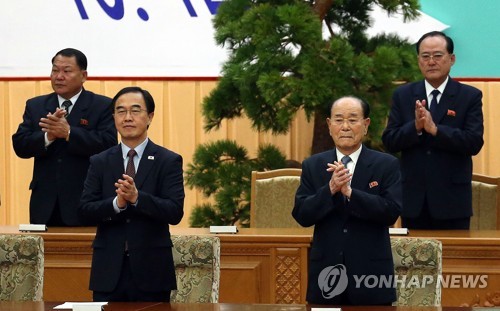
[430, 89, 440, 119]
[62, 100, 72, 116]
[125, 149, 137, 178]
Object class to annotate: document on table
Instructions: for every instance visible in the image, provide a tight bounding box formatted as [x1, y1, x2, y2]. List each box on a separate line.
[53, 302, 107, 310]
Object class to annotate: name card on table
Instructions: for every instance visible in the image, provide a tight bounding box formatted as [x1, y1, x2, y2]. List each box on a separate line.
[54, 302, 107, 310]
[389, 227, 409, 235]
[210, 226, 238, 234]
[19, 224, 47, 232]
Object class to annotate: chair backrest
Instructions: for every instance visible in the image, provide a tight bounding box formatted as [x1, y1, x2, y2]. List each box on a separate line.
[0, 234, 44, 301]
[250, 169, 302, 228]
[471, 173, 500, 230]
[170, 235, 220, 303]
[391, 237, 442, 306]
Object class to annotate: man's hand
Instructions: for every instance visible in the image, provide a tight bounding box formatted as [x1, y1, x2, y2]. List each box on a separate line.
[421, 108, 438, 136]
[115, 174, 139, 208]
[327, 161, 352, 196]
[415, 100, 426, 133]
[415, 100, 438, 136]
[39, 108, 70, 141]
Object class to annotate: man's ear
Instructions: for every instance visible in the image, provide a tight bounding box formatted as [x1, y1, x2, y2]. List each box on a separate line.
[148, 112, 154, 125]
[450, 54, 456, 66]
[81, 70, 88, 83]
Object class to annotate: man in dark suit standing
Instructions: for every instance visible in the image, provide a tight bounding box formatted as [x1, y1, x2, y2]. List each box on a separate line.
[382, 31, 484, 230]
[293, 96, 401, 305]
[79, 86, 185, 302]
[12, 48, 117, 226]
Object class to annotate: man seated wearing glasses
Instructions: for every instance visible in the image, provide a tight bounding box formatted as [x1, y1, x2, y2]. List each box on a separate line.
[382, 31, 484, 230]
[79, 86, 185, 302]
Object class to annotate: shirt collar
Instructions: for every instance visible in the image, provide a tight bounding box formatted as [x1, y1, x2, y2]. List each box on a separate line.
[424, 76, 448, 98]
[121, 137, 149, 160]
[57, 88, 83, 107]
[336, 144, 362, 166]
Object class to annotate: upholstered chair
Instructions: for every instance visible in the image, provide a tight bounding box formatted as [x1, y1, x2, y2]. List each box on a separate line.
[250, 169, 302, 228]
[170, 235, 220, 303]
[391, 237, 442, 306]
[0, 234, 44, 301]
[471, 173, 500, 230]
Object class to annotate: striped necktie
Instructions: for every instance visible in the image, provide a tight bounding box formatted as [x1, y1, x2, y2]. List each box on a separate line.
[62, 100, 72, 116]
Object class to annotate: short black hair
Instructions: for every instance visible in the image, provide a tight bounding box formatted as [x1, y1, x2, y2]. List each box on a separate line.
[331, 96, 370, 118]
[52, 48, 88, 70]
[416, 31, 454, 54]
[111, 86, 156, 114]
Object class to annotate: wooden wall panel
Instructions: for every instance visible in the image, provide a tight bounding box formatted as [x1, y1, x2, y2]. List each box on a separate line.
[6, 81, 38, 225]
[481, 82, 500, 176]
[0, 82, 6, 222]
[464, 81, 500, 177]
[165, 81, 198, 227]
[1, 79, 499, 226]
[0, 79, 315, 226]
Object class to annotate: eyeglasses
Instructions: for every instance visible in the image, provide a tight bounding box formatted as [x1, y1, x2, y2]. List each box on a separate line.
[419, 52, 448, 62]
[330, 118, 364, 126]
[114, 108, 147, 117]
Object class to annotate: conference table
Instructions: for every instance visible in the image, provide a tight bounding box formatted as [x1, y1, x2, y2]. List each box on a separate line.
[1, 226, 500, 307]
[0, 302, 475, 311]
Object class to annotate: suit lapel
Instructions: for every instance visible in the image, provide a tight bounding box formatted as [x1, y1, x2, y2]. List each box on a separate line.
[351, 147, 373, 191]
[66, 89, 90, 125]
[44, 94, 59, 114]
[134, 140, 157, 189]
[434, 78, 458, 123]
[412, 81, 427, 109]
[322, 149, 337, 184]
[110, 145, 125, 182]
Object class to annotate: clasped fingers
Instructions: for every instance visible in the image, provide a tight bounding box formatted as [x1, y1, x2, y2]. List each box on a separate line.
[115, 174, 138, 203]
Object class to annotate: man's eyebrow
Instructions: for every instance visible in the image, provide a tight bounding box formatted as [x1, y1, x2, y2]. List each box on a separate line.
[333, 113, 360, 117]
[52, 65, 74, 69]
[115, 103, 143, 109]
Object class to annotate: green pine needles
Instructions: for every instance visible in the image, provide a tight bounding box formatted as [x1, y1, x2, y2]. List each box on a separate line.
[185, 140, 287, 227]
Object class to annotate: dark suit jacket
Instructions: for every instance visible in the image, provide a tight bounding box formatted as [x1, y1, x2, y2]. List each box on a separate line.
[78, 141, 185, 293]
[12, 89, 117, 226]
[292, 146, 401, 305]
[382, 78, 484, 219]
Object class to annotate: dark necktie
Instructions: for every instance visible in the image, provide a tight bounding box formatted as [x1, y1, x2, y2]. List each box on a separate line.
[341, 155, 352, 170]
[124, 149, 137, 252]
[430, 89, 440, 119]
[62, 100, 72, 116]
[125, 149, 137, 178]
[341, 156, 352, 203]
